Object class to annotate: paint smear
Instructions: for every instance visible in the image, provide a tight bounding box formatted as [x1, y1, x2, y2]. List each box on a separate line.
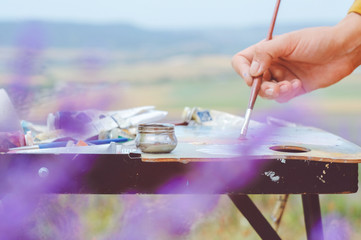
[264, 171, 280, 182]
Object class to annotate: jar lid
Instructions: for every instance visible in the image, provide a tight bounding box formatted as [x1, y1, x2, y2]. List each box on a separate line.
[138, 123, 175, 133]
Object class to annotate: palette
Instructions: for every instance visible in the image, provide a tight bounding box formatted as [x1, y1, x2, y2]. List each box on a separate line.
[141, 124, 361, 163]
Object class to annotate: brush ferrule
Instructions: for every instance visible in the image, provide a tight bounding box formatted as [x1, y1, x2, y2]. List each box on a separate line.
[240, 108, 252, 137]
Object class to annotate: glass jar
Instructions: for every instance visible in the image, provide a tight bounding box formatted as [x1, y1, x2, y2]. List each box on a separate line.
[135, 123, 177, 153]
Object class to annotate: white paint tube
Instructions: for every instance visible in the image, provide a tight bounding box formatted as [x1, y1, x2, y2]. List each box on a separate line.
[0, 89, 23, 132]
[44, 107, 167, 141]
[182, 107, 263, 128]
[111, 110, 168, 129]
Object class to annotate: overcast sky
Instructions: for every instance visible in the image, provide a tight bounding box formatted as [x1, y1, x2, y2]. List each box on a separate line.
[1, 0, 355, 29]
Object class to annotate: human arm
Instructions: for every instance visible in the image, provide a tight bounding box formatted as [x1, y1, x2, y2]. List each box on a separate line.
[232, 10, 361, 102]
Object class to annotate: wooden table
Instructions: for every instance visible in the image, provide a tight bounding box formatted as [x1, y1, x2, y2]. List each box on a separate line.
[1, 124, 360, 239]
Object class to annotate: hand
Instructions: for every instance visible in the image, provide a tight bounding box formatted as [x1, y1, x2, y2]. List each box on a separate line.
[232, 13, 361, 102]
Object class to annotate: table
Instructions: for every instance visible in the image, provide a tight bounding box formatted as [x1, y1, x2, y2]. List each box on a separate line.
[1, 124, 360, 239]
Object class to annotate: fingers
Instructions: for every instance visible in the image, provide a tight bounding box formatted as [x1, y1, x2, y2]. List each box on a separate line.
[233, 52, 304, 102]
[249, 35, 295, 77]
[232, 33, 301, 102]
[259, 79, 304, 102]
[232, 50, 272, 86]
[259, 81, 280, 99]
[239, 64, 253, 86]
[232, 53, 253, 86]
[250, 49, 273, 77]
[232, 34, 295, 84]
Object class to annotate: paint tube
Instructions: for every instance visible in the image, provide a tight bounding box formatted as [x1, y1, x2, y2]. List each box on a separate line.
[0, 131, 25, 152]
[47, 109, 105, 131]
[110, 110, 167, 129]
[110, 110, 168, 138]
[24, 131, 34, 146]
[0, 89, 25, 151]
[0, 89, 23, 133]
[46, 106, 158, 132]
[182, 107, 262, 128]
[21, 120, 48, 135]
[44, 107, 168, 140]
[45, 110, 119, 140]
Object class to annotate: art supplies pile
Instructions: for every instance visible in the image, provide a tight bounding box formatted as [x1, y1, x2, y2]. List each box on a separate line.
[17, 105, 167, 153]
[0, 88, 168, 153]
[0, 86, 266, 154]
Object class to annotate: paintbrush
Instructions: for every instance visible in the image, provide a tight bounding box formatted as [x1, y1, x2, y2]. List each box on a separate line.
[8, 137, 129, 151]
[240, 0, 281, 138]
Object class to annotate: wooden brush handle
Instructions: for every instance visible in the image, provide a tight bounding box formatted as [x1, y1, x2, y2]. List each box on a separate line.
[267, 0, 281, 41]
[247, 0, 281, 110]
[248, 77, 262, 109]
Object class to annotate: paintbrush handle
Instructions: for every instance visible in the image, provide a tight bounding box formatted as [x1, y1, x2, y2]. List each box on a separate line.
[267, 0, 281, 41]
[248, 77, 262, 109]
[247, 0, 281, 109]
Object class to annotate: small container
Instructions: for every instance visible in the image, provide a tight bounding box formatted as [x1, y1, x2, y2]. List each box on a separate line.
[135, 123, 177, 153]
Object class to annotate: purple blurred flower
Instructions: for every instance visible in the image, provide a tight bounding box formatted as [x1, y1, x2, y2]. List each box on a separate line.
[8, 21, 46, 114]
[321, 213, 352, 240]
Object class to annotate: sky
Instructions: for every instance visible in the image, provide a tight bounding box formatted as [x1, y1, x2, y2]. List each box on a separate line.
[1, 0, 355, 29]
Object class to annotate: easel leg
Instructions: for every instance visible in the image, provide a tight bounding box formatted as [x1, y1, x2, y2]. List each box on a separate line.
[229, 194, 281, 240]
[302, 194, 324, 240]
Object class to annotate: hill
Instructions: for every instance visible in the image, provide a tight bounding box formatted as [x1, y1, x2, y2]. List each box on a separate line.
[0, 21, 334, 59]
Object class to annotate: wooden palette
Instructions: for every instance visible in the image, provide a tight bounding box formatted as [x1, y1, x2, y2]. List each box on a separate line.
[141, 124, 361, 163]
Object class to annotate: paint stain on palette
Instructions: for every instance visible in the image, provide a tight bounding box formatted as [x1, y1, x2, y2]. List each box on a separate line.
[183, 138, 243, 145]
[196, 144, 241, 156]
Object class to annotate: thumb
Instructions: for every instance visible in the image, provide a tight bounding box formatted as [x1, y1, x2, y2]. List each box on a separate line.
[250, 36, 292, 77]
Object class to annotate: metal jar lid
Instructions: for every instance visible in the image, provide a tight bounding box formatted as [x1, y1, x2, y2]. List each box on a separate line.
[137, 123, 175, 133]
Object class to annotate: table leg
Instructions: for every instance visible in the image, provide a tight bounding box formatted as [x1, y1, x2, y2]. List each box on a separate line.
[302, 194, 324, 240]
[229, 194, 281, 240]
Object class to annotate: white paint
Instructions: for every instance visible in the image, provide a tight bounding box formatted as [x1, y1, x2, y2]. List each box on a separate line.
[264, 171, 280, 182]
[278, 158, 286, 164]
[317, 176, 326, 184]
[197, 145, 240, 156]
